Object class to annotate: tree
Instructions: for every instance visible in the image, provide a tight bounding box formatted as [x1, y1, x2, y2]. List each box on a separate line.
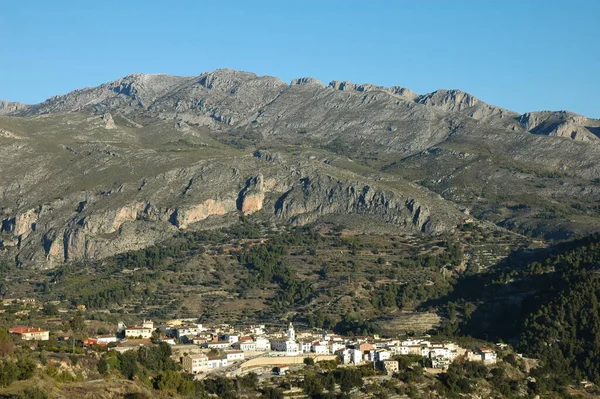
[69, 313, 86, 333]
[42, 303, 58, 316]
[304, 357, 315, 366]
[238, 372, 258, 389]
[0, 328, 15, 356]
[261, 387, 284, 399]
[119, 351, 139, 380]
[97, 358, 109, 375]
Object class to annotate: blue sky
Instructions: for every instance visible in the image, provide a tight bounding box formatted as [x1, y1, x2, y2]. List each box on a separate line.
[1, 1, 598, 117]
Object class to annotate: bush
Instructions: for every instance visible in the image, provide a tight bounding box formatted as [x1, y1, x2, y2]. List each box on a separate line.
[12, 387, 49, 399]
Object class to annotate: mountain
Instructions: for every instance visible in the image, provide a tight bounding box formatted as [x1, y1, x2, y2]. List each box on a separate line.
[2, 68, 600, 268]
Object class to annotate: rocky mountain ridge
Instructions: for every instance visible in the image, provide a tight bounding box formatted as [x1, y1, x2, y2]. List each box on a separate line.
[7, 69, 599, 143]
[2, 69, 600, 268]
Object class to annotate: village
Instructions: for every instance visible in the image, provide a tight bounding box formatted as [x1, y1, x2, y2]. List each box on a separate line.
[7, 313, 501, 379]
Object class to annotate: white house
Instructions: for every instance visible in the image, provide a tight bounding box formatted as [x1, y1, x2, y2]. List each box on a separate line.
[207, 357, 228, 369]
[174, 325, 202, 340]
[234, 339, 256, 352]
[312, 341, 329, 354]
[338, 348, 363, 364]
[329, 342, 346, 354]
[9, 327, 50, 341]
[223, 334, 240, 344]
[299, 341, 313, 353]
[254, 337, 271, 351]
[481, 348, 498, 364]
[125, 327, 153, 339]
[374, 349, 391, 362]
[428, 345, 452, 359]
[125, 320, 154, 339]
[225, 350, 245, 362]
[391, 346, 410, 355]
[207, 340, 231, 349]
[350, 349, 363, 364]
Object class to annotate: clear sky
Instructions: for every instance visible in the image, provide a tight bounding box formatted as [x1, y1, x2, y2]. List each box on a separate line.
[1, 0, 598, 117]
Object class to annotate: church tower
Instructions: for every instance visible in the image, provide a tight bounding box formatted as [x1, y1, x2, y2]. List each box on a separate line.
[288, 322, 295, 341]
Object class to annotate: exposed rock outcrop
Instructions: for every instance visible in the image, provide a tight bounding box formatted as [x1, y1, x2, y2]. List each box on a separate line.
[518, 111, 600, 141]
[0, 100, 28, 115]
[171, 199, 235, 229]
[238, 175, 266, 215]
[290, 77, 325, 87]
[101, 113, 116, 129]
[273, 176, 445, 233]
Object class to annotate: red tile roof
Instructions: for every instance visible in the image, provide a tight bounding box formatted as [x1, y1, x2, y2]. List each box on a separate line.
[9, 326, 49, 334]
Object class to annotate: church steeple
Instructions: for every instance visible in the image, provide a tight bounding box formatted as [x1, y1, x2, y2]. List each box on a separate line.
[288, 322, 295, 341]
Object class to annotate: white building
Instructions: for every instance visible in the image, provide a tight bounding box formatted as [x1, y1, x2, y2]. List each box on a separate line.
[125, 327, 153, 339]
[124, 320, 154, 339]
[9, 327, 50, 341]
[225, 350, 245, 362]
[223, 334, 240, 344]
[391, 346, 410, 355]
[255, 337, 271, 351]
[329, 342, 346, 354]
[431, 355, 451, 370]
[299, 341, 313, 353]
[207, 341, 231, 349]
[312, 341, 329, 354]
[234, 339, 256, 352]
[270, 323, 300, 355]
[374, 349, 391, 362]
[174, 325, 202, 340]
[338, 348, 363, 365]
[207, 357, 228, 369]
[481, 348, 498, 364]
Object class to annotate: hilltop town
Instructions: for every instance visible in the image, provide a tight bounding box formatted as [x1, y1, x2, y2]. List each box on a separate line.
[8, 312, 501, 378]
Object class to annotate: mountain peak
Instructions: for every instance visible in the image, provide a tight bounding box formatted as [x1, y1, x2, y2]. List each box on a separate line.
[290, 77, 325, 87]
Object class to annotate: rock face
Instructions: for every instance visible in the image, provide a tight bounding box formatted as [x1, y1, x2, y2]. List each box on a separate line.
[274, 176, 444, 232]
[172, 199, 234, 229]
[0, 116, 466, 269]
[101, 113, 116, 129]
[0, 100, 28, 115]
[238, 175, 267, 215]
[290, 77, 325, 87]
[518, 111, 600, 141]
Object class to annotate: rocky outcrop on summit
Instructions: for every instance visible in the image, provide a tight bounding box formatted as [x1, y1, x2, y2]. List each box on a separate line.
[0, 100, 28, 115]
[290, 77, 326, 87]
[18, 74, 192, 116]
[518, 111, 600, 141]
[151, 69, 287, 127]
[416, 89, 518, 122]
